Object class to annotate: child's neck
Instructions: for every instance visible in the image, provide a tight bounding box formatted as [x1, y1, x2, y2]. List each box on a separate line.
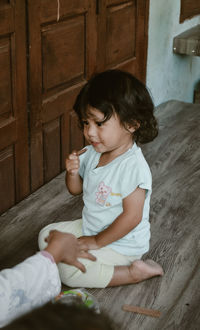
[97, 141, 134, 167]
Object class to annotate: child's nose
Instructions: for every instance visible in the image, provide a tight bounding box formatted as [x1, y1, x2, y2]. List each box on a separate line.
[86, 124, 96, 137]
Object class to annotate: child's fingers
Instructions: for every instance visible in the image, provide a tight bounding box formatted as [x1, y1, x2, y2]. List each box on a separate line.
[66, 157, 79, 173]
[65, 148, 87, 174]
[66, 148, 87, 164]
[67, 162, 79, 174]
[44, 230, 55, 243]
[72, 260, 86, 273]
[78, 250, 97, 261]
[68, 153, 79, 160]
[67, 160, 79, 168]
[78, 240, 88, 251]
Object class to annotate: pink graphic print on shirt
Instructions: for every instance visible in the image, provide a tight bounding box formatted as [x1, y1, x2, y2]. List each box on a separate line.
[96, 181, 112, 205]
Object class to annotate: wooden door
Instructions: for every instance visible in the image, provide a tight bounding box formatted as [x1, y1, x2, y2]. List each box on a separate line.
[27, 0, 97, 191]
[97, 0, 149, 82]
[0, 0, 29, 214]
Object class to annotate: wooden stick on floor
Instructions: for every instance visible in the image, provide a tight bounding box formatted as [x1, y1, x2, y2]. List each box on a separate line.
[122, 304, 161, 318]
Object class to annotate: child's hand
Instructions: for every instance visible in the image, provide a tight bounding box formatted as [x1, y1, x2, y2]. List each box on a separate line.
[44, 230, 96, 272]
[78, 235, 100, 251]
[66, 148, 87, 176]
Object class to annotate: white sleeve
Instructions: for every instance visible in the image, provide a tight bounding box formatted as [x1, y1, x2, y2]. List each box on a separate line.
[0, 252, 61, 328]
[120, 158, 152, 198]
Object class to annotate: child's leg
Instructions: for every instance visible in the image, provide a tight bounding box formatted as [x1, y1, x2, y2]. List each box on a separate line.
[38, 221, 163, 288]
[107, 260, 164, 287]
[58, 250, 163, 288]
[58, 248, 143, 288]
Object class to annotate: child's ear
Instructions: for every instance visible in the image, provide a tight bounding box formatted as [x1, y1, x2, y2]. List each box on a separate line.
[126, 121, 140, 133]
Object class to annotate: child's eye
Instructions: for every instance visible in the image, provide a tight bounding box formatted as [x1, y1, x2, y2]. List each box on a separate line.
[96, 121, 103, 127]
[82, 120, 89, 126]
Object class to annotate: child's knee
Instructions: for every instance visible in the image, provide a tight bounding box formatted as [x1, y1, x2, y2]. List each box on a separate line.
[38, 228, 47, 250]
[38, 224, 54, 250]
[60, 269, 93, 288]
[58, 260, 101, 288]
[61, 271, 108, 289]
[38, 220, 82, 251]
[58, 262, 113, 288]
[58, 263, 82, 287]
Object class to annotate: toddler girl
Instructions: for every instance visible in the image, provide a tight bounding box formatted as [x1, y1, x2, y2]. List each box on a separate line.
[38, 70, 164, 288]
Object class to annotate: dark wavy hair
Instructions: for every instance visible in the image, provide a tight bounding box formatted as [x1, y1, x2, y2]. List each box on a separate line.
[74, 70, 158, 144]
[4, 303, 116, 330]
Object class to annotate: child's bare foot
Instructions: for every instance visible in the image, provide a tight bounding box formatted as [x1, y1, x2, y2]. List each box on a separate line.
[129, 259, 164, 283]
[108, 259, 164, 286]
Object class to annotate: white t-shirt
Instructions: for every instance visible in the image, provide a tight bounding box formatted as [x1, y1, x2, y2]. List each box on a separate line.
[79, 143, 152, 256]
[0, 252, 61, 327]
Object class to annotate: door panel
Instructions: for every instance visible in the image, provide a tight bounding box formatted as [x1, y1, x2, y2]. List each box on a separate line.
[106, 1, 136, 67]
[0, 1, 29, 214]
[43, 118, 60, 182]
[28, 0, 96, 191]
[42, 17, 85, 91]
[97, 0, 149, 82]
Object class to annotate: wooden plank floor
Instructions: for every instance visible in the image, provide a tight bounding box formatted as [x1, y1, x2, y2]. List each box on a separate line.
[0, 100, 200, 329]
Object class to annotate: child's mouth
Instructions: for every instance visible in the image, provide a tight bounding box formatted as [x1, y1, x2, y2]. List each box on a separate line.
[91, 141, 100, 147]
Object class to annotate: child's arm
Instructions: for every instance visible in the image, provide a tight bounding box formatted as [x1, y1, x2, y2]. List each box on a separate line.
[65, 149, 86, 195]
[78, 187, 145, 250]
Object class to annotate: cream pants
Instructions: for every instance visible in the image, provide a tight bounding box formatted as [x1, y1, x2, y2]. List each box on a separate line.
[38, 219, 142, 288]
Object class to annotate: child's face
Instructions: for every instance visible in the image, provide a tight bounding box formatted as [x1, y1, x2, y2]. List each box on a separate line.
[82, 107, 134, 155]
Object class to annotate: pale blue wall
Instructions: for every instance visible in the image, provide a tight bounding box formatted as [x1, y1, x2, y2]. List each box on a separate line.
[146, 0, 200, 106]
